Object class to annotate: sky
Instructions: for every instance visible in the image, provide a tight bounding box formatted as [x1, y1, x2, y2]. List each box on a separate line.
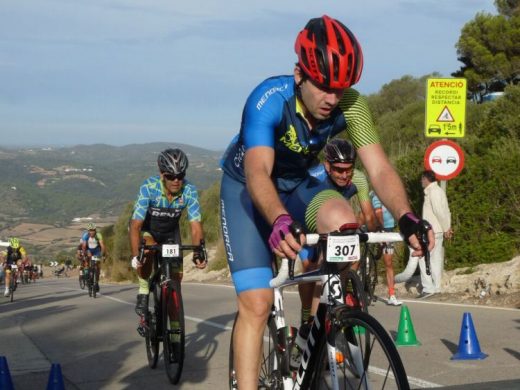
[0, 0, 497, 151]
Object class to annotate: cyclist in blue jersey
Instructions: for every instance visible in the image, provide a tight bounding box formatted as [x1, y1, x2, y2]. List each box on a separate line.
[219, 15, 434, 388]
[293, 139, 378, 330]
[129, 148, 206, 318]
[81, 223, 106, 292]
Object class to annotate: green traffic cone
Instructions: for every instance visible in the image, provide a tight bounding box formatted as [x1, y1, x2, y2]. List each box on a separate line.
[395, 305, 421, 346]
[354, 325, 366, 335]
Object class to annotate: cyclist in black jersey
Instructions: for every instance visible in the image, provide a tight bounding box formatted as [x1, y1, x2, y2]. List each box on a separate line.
[220, 16, 434, 389]
[129, 148, 207, 316]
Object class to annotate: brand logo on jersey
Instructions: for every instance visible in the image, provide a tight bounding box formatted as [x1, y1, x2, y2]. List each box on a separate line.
[256, 84, 288, 110]
[150, 209, 182, 218]
[279, 125, 308, 154]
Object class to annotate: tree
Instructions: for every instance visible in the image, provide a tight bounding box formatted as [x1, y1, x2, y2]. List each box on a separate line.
[453, 1, 520, 94]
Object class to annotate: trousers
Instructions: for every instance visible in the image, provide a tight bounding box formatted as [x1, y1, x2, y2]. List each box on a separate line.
[394, 232, 444, 293]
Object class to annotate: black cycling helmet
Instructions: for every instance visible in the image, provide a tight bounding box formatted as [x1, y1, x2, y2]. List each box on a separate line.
[157, 148, 189, 174]
[324, 138, 356, 163]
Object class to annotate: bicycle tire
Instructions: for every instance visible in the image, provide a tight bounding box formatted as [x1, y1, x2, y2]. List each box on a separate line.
[79, 273, 86, 290]
[10, 284, 14, 303]
[342, 269, 368, 313]
[162, 279, 185, 384]
[359, 246, 378, 305]
[145, 280, 161, 369]
[228, 311, 282, 389]
[92, 271, 97, 298]
[311, 309, 409, 390]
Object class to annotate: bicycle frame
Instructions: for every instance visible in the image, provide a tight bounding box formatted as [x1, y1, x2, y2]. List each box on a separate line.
[268, 230, 408, 389]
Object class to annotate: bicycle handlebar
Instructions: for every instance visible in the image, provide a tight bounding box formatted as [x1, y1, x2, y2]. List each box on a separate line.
[269, 230, 428, 288]
[138, 240, 207, 262]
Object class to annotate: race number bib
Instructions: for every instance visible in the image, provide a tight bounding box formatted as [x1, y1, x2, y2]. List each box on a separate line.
[162, 244, 180, 258]
[326, 235, 360, 262]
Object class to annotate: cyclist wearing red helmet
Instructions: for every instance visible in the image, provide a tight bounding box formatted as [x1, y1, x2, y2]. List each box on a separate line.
[220, 15, 434, 388]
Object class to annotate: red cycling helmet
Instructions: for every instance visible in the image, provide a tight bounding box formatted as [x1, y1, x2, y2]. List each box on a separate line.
[295, 15, 363, 89]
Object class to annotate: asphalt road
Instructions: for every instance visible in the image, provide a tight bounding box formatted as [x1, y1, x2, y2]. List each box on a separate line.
[1, 277, 519, 389]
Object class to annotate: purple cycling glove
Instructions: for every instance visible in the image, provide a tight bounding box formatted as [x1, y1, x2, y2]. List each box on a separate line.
[268, 214, 293, 251]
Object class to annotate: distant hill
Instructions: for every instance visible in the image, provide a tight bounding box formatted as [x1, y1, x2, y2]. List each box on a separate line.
[0, 143, 223, 228]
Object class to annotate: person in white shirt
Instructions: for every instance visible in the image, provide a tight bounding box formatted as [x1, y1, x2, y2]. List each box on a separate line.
[395, 170, 453, 298]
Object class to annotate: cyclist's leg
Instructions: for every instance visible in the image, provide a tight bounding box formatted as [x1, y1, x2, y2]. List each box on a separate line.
[382, 240, 396, 297]
[4, 265, 11, 296]
[135, 233, 156, 315]
[221, 174, 274, 390]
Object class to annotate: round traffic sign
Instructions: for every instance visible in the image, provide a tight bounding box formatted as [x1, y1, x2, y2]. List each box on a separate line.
[424, 140, 465, 180]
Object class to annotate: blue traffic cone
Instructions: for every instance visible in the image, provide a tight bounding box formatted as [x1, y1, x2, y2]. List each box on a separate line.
[0, 356, 14, 390]
[46, 363, 65, 390]
[451, 312, 488, 360]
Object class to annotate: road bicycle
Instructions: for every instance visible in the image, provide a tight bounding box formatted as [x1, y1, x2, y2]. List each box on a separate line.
[229, 224, 429, 389]
[138, 239, 206, 385]
[87, 256, 101, 298]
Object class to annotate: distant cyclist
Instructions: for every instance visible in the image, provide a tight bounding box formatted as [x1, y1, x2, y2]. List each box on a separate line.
[129, 148, 207, 321]
[1, 238, 27, 296]
[80, 223, 106, 292]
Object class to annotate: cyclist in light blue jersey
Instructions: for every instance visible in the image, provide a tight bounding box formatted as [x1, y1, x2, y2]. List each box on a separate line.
[80, 223, 106, 292]
[129, 148, 206, 318]
[371, 191, 402, 306]
[219, 15, 434, 388]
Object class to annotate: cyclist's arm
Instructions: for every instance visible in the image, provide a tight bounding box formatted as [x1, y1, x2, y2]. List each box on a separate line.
[358, 144, 434, 252]
[129, 219, 144, 258]
[359, 200, 378, 232]
[244, 147, 301, 258]
[99, 240, 107, 257]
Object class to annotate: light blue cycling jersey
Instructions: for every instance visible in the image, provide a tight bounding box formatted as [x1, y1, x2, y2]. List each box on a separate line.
[81, 231, 103, 257]
[371, 192, 395, 229]
[132, 175, 201, 222]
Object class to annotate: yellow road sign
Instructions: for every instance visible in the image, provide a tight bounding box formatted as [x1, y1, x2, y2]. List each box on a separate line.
[425, 78, 466, 138]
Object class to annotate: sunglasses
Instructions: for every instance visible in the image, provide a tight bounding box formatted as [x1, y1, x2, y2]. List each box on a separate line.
[330, 165, 354, 174]
[163, 172, 185, 181]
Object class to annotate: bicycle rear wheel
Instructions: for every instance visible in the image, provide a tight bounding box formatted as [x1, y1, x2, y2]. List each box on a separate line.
[162, 280, 185, 384]
[145, 281, 161, 368]
[228, 311, 282, 389]
[311, 309, 409, 390]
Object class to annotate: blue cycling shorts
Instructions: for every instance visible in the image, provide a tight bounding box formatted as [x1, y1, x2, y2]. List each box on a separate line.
[220, 173, 343, 294]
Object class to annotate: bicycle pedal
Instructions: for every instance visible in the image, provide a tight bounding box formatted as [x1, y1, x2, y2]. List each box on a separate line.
[136, 325, 147, 337]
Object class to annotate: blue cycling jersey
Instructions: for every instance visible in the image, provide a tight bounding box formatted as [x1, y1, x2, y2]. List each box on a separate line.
[371, 192, 395, 229]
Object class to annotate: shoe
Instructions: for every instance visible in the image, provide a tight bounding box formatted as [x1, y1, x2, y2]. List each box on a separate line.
[387, 295, 402, 306]
[4, 289, 9, 297]
[417, 292, 435, 300]
[135, 294, 149, 316]
[290, 322, 311, 370]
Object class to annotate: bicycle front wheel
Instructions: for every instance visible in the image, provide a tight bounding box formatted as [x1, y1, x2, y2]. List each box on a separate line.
[162, 280, 185, 384]
[228, 311, 282, 389]
[145, 281, 161, 369]
[311, 309, 409, 390]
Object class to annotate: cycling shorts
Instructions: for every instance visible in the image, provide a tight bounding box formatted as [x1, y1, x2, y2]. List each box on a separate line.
[382, 228, 395, 255]
[220, 173, 344, 294]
